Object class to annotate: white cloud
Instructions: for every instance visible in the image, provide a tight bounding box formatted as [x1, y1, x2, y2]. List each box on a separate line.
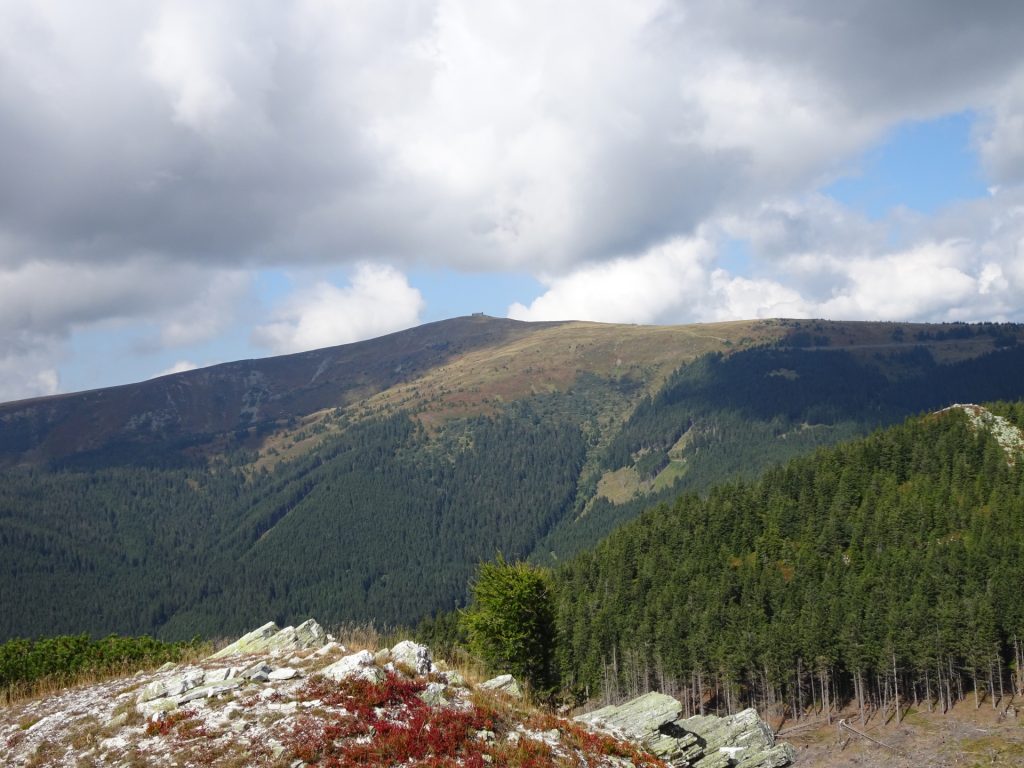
[509, 236, 808, 325]
[253, 264, 425, 354]
[153, 360, 199, 378]
[508, 190, 1024, 327]
[2, 1, 1023, 274]
[509, 238, 713, 324]
[2, 2, 1024, 394]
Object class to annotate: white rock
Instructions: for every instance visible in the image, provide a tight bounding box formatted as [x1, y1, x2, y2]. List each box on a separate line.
[314, 641, 344, 657]
[167, 669, 206, 696]
[268, 667, 300, 681]
[240, 662, 273, 680]
[321, 650, 372, 680]
[390, 640, 432, 675]
[206, 667, 237, 683]
[480, 674, 523, 698]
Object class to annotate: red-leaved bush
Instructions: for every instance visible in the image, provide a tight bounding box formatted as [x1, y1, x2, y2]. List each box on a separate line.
[283, 671, 665, 768]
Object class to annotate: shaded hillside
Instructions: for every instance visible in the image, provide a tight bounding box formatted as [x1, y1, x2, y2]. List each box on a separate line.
[554, 403, 1024, 718]
[4, 317, 1024, 641]
[0, 315, 560, 467]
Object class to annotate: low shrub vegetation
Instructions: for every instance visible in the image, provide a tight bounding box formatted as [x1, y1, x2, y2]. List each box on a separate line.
[0, 632, 204, 704]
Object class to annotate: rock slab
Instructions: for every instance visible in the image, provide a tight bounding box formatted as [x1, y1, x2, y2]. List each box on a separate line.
[576, 692, 795, 768]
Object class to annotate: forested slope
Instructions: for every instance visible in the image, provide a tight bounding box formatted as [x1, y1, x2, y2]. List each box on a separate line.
[5, 318, 1024, 642]
[555, 403, 1024, 717]
[1, 406, 586, 640]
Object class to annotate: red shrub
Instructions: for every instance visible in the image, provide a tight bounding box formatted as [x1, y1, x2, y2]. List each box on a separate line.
[144, 708, 198, 737]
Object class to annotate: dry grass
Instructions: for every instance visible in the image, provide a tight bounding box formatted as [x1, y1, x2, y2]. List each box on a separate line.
[328, 621, 402, 653]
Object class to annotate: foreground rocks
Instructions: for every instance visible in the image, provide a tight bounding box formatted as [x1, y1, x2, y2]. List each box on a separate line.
[1, 620, 794, 767]
[577, 691, 795, 768]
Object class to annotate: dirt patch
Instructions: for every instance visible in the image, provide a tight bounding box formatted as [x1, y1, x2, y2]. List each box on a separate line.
[783, 700, 1024, 768]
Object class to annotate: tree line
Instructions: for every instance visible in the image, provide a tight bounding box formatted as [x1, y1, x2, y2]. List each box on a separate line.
[553, 403, 1024, 720]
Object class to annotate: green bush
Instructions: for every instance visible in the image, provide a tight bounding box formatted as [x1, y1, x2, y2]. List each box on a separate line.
[0, 633, 200, 694]
[460, 555, 557, 693]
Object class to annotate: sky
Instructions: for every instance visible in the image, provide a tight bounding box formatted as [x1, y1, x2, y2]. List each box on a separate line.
[2, 1, 1024, 402]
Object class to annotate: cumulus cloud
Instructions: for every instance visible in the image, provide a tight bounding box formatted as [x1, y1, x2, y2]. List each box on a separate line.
[253, 264, 425, 354]
[2, 1, 1024, 397]
[2, 1, 1023, 273]
[508, 237, 807, 325]
[510, 238, 714, 324]
[510, 188, 1024, 327]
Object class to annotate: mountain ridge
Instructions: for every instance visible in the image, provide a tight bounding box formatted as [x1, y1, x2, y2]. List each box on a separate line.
[5, 316, 1024, 640]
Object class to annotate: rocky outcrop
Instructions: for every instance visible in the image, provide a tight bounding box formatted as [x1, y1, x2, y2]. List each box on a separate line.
[576, 691, 795, 768]
[389, 639, 433, 675]
[1, 622, 796, 768]
[941, 403, 1024, 462]
[209, 618, 327, 659]
[322, 649, 384, 683]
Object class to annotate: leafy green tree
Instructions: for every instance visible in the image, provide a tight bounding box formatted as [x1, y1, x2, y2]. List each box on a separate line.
[461, 555, 557, 693]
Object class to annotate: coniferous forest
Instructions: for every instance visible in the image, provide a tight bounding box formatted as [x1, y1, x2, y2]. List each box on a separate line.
[554, 403, 1024, 719]
[6, 327, 1024, 646]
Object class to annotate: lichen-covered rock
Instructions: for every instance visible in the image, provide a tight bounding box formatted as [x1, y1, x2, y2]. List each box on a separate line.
[315, 641, 345, 656]
[417, 682, 451, 708]
[139, 678, 170, 703]
[578, 691, 682, 738]
[206, 667, 238, 683]
[139, 668, 206, 703]
[577, 692, 702, 765]
[576, 693, 794, 768]
[265, 619, 328, 654]
[390, 640, 433, 675]
[680, 709, 795, 768]
[442, 669, 467, 688]
[240, 661, 273, 681]
[167, 669, 206, 697]
[480, 674, 523, 698]
[138, 698, 178, 717]
[209, 621, 280, 659]
[321, 650, 384, 683]
[175, 678, 242, 705]
[210, 618, 329, 660]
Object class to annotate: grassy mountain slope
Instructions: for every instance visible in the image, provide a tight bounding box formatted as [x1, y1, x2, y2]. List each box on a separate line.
[3, 317, 1024, 641]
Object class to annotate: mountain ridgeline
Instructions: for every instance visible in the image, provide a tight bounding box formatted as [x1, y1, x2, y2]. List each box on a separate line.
[553, 403, 1024, 716]
[3, 316, 1024, 641]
